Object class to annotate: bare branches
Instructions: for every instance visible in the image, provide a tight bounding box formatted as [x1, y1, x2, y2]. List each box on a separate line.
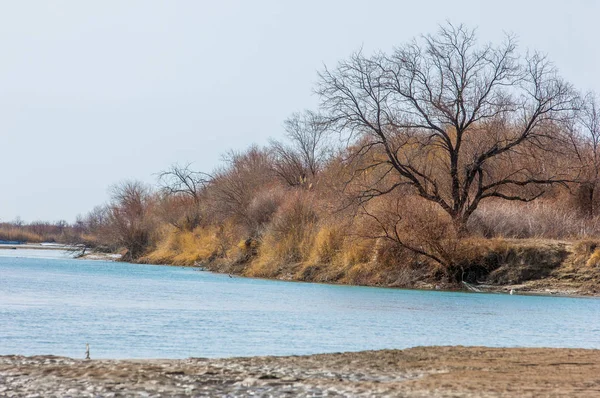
[209, 146, 278, 237]
[155, 163, 212, 231]
[270, 110, 334, 188]
[283, 110, 332, 178]
[317, 22, 580, 236]
[582, 92, 600, 151]
[571, 92, 600, 216]
[107, 180, 155, 260]
[157, 163, 211, 204]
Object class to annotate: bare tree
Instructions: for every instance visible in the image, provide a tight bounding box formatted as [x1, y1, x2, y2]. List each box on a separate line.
[157, 163, 211, 203]
[157, 163, 211, 229]
[270, 110, 332, 187]
[107, 180, 155, 260]
[317, 23, 579, 235]
[574, 92, 600, 216]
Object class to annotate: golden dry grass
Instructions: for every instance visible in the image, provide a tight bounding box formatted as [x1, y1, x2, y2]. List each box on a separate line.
[141, 226, 222, 266]
[586, 249, 600, 267]
[307, 225, 344, 265]
[0, 228, 44, 243]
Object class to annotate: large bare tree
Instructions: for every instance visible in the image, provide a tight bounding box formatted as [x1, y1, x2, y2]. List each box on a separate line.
[317, 23, 579, 234]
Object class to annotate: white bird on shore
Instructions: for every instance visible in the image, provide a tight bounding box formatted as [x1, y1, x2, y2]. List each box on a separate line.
[509, 289, 514, 295]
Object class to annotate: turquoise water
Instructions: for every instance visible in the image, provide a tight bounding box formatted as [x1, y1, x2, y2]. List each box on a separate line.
[1, 252, 600, 359]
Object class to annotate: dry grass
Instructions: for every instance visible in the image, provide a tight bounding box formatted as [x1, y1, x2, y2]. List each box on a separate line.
[0, 228, 44, 243]
[245, 234, 289, 277]
[141, 225, 222, 266]
[245, 192, 318, 277]
[307, 224, 344, 265]
[586, 249, 600, 267]
[468, 200, 600, 239]
[568, 240, 600, 268]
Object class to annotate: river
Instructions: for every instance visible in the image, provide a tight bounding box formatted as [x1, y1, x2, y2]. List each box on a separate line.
[1, 250, 599, 358]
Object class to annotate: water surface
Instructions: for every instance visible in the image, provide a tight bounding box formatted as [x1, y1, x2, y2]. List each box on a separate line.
[1, 252, 599, 358]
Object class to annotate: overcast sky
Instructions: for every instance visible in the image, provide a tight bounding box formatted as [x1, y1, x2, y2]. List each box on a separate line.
[1, 0, 599, 222]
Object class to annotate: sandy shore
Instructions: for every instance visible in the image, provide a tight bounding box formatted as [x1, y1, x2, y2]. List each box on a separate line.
[2, 346, 600, 397]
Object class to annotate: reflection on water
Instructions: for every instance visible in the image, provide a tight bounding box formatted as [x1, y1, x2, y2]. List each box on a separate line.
[1, 252, 600, 359]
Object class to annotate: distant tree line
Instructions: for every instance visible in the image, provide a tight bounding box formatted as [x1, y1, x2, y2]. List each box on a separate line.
[0, 219, 77, 243]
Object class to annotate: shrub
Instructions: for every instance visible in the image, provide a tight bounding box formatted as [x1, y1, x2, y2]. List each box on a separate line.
[467, 200, 600, 239]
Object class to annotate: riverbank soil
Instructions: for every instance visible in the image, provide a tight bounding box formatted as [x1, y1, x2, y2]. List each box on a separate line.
[2, 346, 599, 397]
[197, 238, 600, 296]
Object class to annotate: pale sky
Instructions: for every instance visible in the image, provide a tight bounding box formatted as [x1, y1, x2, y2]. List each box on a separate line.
[1, 0, 599, 222]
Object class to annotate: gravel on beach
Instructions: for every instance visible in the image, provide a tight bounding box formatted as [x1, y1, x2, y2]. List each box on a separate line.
[2, 346, 600, 397]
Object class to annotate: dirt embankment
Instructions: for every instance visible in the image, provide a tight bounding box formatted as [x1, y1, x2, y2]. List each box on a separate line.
[192, 239, 600, 296]
[471, 239, 600, 296]
[2, 346, 600, 397]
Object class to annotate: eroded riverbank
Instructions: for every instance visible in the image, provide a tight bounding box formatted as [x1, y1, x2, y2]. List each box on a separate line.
[174, 239, 600, 297]
[2, 346, 600, 397]
[8, 238, 600, 297]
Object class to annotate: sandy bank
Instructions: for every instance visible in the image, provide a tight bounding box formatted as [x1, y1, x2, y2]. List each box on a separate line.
[2, 346, 600, 397]
[79, 252, 122, 261]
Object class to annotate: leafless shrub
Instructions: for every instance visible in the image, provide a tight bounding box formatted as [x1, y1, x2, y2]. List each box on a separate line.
[104, 180, 157, 260]
[468, 200, 600, 239]
[156, 163, 211, 230]
[269, 110, 333, 187]
[262, 191, 320, 263]
[245, 188, 286, 235]
[155, 194, 206, 231]
[208, 146, 279, 236]
[357, 194, 458, 269]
